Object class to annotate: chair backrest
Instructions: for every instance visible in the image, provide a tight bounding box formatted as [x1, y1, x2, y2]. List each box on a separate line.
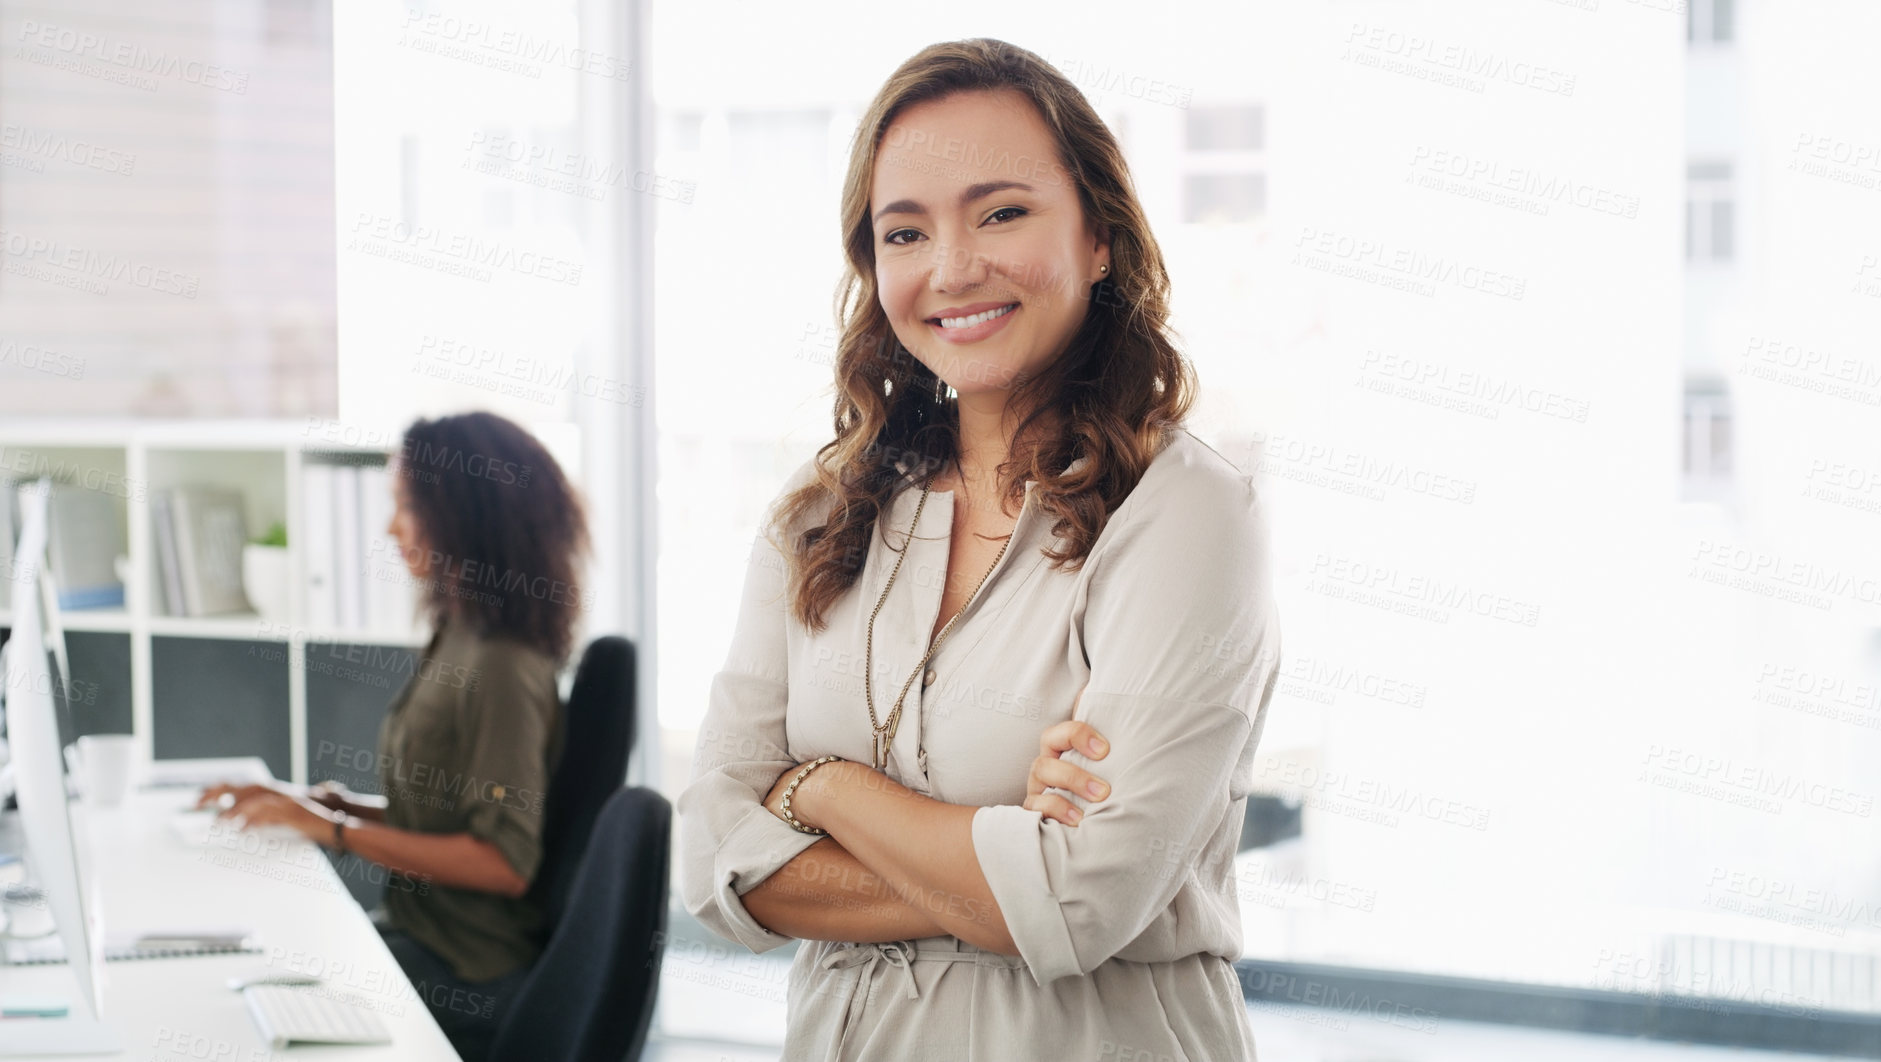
[490, 786, 671, 1062]
[530, 635, 637, 929]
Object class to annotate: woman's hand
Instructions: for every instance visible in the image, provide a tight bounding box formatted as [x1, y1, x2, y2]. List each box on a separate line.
[216, 790, 339, 843]
[305, 780, 354, 811]
[199, 780, 355, 815]
[196, 779, 303, 811]
[1025, 703, 1111, 826]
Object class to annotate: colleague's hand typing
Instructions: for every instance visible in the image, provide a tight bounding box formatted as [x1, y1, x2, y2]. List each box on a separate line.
[195, 781, 344, 844]
[213, 789, 340, 842]
[195, 779, 305, 811]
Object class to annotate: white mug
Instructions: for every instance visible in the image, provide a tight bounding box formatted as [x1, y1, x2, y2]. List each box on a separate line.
[62, 734, 135, 808]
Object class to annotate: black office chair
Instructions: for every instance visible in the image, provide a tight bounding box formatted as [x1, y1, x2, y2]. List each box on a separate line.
[489, 786, 671, 1062]
[530, 636, 638, 930]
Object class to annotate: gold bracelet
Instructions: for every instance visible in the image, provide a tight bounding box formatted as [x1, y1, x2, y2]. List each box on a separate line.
[778, 756, 844, 835]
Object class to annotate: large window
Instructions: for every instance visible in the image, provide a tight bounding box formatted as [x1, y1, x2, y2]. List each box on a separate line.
[0, 0, 337, 416]
[1686, 160, 1734, 263]
[1182, 105, 1266, 224]
[1689, 0, 1736, 45]
[1680, 376, 1733, 503]
[328, 0, 647, 645]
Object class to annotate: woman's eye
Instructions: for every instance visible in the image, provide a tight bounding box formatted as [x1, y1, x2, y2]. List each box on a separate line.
[883, 209, 1023, 245]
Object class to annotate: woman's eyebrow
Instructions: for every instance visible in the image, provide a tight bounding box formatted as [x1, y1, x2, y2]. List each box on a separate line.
[873, 180, 1036, 224]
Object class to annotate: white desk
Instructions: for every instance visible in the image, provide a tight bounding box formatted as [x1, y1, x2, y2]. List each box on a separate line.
[0, 762, 460, 1061]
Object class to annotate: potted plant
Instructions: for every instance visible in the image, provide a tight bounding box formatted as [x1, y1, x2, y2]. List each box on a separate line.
[242, 522, 290, 622]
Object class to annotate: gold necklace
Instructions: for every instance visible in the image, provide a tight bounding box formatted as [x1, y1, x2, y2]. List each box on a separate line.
[863, 480, 1017, 771]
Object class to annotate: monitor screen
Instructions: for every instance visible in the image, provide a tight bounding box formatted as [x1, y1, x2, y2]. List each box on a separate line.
[1, 477, 110, 1027]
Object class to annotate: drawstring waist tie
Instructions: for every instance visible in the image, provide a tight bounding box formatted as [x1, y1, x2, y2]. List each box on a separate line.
[810, 938, 1025, 1061]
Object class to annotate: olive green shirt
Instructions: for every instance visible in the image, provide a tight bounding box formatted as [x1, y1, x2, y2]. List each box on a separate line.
[377, 620, 564, 983]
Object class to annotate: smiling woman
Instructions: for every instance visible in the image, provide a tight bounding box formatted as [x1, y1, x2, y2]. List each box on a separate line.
[679, 37, 1282, 1062]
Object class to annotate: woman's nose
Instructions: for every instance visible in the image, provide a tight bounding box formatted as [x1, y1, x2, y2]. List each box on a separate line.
[929, 237, 991, 291]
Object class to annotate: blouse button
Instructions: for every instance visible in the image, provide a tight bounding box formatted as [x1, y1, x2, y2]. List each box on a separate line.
[923, 668, 936, 688]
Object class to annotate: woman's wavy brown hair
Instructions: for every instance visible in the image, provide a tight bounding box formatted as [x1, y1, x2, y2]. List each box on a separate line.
[397, 411, 590, 663]
[775, 37, 1195, 631]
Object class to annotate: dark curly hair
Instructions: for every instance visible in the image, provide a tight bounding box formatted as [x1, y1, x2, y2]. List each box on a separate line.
[396, 411, 590, 663]
[775, 37, 1195, 631]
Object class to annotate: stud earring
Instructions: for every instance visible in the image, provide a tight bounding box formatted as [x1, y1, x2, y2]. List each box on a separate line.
[1099, 264, 1109, 274]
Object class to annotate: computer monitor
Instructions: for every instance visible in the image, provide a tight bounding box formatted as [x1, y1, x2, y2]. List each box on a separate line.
[0, 479, 121, 1055]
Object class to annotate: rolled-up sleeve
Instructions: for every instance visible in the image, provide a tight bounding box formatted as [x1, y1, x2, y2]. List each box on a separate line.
[677, 464, 825, 953]
[457, 648, 559, 885]
[972, 466, 1280, 985]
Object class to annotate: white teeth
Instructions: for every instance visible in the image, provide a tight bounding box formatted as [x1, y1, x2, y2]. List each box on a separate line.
[936, 303, 1016, 329]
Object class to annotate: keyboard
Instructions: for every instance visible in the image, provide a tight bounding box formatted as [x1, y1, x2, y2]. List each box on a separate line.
[242, 984, 393, 1048]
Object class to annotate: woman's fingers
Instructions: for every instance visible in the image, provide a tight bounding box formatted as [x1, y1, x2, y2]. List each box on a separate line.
[224, 791, 276, 822]
[1037, 718, 1110, 761]
[1023, 791, 1084, 826]
[1030, 748, 1098, 808]
[1029, 752, 1110, 801]
[1023, 689, 1113, 819]
[218, 788, 285, 820]
[197, 783, 265, 810]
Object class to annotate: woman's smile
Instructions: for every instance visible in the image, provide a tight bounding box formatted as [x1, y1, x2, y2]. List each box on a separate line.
[926, 301, 1019, 343]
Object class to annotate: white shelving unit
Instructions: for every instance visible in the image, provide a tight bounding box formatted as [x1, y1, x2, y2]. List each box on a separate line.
[1, 419, 429, 784]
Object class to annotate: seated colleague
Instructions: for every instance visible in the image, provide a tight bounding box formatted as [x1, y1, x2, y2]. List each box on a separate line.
[202, 410, 590, 1062]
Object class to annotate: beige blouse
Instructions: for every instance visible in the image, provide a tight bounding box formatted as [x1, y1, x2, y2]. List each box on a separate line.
[678, 428, 1282, 1061]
